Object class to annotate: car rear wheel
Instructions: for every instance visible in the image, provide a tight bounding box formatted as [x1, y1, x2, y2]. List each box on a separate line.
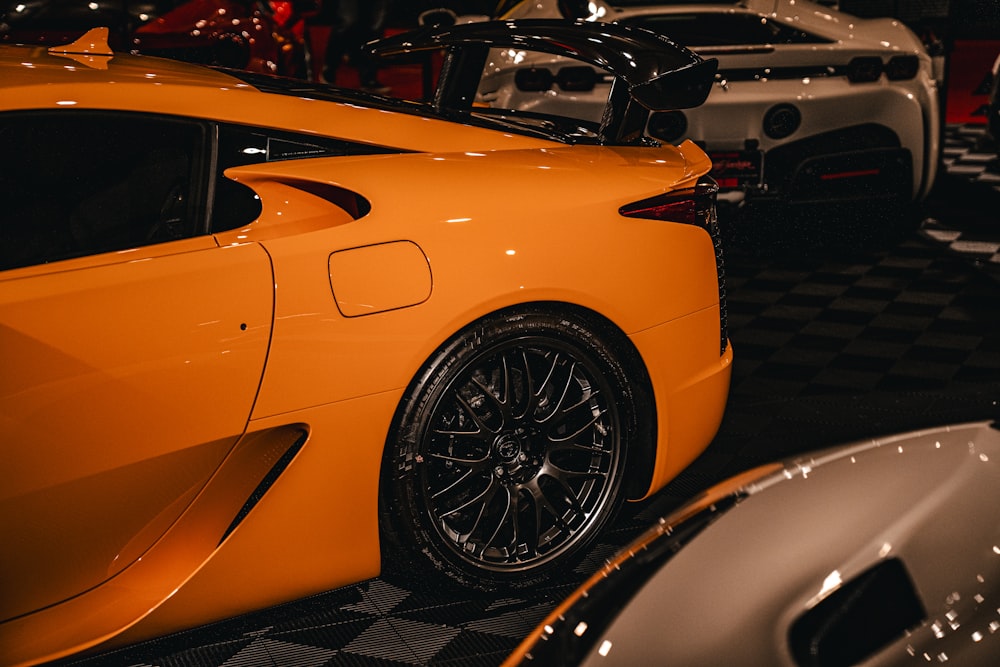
[381, 307, 641, 590]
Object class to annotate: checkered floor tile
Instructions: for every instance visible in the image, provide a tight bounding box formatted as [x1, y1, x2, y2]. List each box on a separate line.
[942, 123, 1000, 193]
[930, 123, 1000, 274]
[55, 127, 1000, 667]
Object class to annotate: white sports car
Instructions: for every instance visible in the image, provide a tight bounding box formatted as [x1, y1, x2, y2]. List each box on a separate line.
[505, 420, 1000, 666]
[493, 0, 941, 223]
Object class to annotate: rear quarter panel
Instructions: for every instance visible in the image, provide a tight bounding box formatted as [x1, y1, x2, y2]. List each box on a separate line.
[223, 141, 719, 416]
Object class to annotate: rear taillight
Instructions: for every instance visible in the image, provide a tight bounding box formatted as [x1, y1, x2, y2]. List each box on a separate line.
[619, 178, 719, 229]
[886, 54, 919, 80]
[846, 55, 919, 82]
[820, 167, 881, 181]
[620, 177, 728, 356]
[847, 56, 883, 83]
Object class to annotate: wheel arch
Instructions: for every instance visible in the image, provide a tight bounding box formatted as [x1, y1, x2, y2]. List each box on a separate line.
[378, 299, 659, 516]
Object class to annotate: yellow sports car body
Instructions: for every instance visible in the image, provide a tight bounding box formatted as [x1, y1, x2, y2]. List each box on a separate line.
[0, 20, 731, 666]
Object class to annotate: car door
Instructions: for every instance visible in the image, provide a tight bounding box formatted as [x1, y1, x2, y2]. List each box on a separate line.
[0, 110, 274, 622]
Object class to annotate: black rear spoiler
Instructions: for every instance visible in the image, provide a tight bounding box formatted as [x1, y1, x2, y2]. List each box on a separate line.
[369, 19, 718, 145]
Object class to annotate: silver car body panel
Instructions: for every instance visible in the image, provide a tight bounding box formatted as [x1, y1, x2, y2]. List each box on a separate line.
[570, 421, 1000, 665]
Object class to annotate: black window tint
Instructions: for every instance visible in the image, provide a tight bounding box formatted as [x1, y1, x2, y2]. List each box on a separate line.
[211, 124, 390, 233]
[0, 111, 206, 271]
[627, 13, 830, 47]
[218, 124, 391, 170]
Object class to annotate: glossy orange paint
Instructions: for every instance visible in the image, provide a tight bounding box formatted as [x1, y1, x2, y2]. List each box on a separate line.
[1, 239, 273, 620]
[0, 35, 730, 666]
[329, 241, 433, 317]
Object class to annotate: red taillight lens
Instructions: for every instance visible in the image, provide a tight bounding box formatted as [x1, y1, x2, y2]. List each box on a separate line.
[886, 54, 919, 80]
[847, 56, 883, 83]
[621, 177, 728, 356]
[819, 168, 881, 181]
[619, 178, 719, 228]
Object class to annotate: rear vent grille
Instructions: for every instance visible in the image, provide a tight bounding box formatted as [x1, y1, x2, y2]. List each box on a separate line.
[710, 208, 729, 356]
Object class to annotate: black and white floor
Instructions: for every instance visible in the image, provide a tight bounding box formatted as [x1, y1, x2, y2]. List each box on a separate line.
[57, 126, 1000, 667]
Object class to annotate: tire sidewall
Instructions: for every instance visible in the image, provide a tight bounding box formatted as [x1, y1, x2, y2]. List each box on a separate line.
[380, 307, 639, 590]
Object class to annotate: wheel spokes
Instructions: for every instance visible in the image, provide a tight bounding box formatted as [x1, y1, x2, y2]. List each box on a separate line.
[422, 337, 622, 570]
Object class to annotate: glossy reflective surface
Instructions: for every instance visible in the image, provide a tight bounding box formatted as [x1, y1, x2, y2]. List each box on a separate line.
[507, 421, 1000, 666]
[0, 24, 729, 666]
[501, 0, 940, 204]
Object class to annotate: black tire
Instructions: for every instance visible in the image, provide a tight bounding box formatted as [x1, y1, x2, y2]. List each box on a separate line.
[380, 307, 644, 590]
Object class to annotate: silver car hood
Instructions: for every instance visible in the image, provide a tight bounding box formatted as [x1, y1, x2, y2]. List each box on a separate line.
[579, 421, 1000, 666]
[586, 424, 1000, 667]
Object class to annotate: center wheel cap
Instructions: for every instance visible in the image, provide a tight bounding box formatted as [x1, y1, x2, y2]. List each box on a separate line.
[494, 433, 522, 462]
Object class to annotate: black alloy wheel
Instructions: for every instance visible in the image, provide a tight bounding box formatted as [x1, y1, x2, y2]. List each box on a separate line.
[381, 307, 644, 589]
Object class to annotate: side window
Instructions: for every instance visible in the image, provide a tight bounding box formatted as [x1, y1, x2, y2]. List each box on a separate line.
[0, 111, 206, 271]
[217, 124, 391, 168]
[212, 124, 391, 232]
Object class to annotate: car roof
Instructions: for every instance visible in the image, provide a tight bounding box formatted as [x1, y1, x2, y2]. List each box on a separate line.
[3, 22, 719, 147]
[0, 31, 574, 147]
[0, 41, 244, 89]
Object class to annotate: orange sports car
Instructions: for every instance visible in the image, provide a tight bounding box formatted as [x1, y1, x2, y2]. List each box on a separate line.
[0, 20, 731, 666]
